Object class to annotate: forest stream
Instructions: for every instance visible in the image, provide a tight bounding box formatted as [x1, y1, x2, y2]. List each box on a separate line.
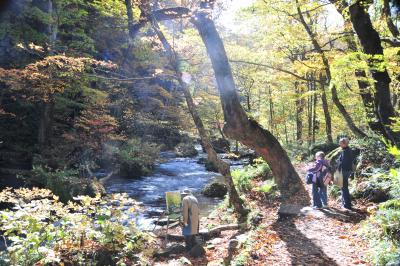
[104, 146, 245, 230]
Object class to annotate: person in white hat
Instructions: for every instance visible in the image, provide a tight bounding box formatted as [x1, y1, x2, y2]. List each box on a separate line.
[181, 189, 199, 250]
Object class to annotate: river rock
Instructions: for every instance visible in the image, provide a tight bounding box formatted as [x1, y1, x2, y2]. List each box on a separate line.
[196, 157, 207, 164]
[202, 182, 228, 198]
[174, 142, 198, 157]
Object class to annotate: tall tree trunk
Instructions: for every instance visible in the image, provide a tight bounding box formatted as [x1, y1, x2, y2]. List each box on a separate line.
[38, 100, 54, 152]
[122, 0, 139, 65]
[268, 86, 274, 135]
[307, 77, 313, 145]
[312, 80, 317, 144]
[38, 0, 57, 152]
[216, 115, 226, 140]
[125, 0, 135, 38]
[295, 81, 304, 142]
[355, 70, 389, 135]
[318, 75, 333, 143]
[348, 1, 399, 143]
[191, 10, 309, 208]
[383, 0, 399, 38]
[150, 16, 248, 218]
[296, 0, 367, 139]
[330, 0, 391, 140]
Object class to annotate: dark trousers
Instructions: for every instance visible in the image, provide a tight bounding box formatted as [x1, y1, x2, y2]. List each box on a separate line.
[312, 182, 327, 208]
[341, 170, 352, 209]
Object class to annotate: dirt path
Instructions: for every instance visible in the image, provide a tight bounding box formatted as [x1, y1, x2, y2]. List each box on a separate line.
[248, 163, 370, 266]
[153, 163, 371, 265]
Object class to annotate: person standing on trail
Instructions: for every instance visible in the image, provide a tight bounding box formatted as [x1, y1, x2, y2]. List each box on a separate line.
[307, 151, 331, 209]
[181, 189, 200, 251]
[337, 138, 353, 210]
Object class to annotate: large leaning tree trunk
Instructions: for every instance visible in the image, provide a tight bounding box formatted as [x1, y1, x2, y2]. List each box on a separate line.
[149, 15, 248, 219]
[295, 0, 367, 139]
[191, 7, 310, 209]
[348, 0, 399, 143]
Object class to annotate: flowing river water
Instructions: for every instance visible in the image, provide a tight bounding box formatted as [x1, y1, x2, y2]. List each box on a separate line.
[104, 146, 246, 230]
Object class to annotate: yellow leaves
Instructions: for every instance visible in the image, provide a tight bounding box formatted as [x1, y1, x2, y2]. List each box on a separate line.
[0, 187, 53, 204]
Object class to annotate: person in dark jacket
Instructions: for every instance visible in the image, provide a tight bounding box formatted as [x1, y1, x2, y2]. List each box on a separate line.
[337, 138, 353, 210]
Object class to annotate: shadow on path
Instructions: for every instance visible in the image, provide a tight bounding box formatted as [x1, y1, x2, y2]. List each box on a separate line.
[320, 207, 367, 223]
[271, 215, 339, 266]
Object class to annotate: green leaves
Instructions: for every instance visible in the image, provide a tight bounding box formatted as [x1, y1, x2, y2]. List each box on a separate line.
[0, 188, 149, 265]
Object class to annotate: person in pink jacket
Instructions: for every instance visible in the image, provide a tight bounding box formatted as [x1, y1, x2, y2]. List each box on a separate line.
[307, 151, 331, 209]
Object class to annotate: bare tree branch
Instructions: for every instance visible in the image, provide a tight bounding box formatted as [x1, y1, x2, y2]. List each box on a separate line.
[230, 59, 309, 81]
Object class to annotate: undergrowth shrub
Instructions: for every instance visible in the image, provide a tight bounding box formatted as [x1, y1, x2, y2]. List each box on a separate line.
[285, 143, 309, 161]
[254, 179, 276, 196]
[116, 138, 160, 178]
[26, 166, 105, 202]
[362, 145, 400, 265]
[232, 158, 271, 192]
[0, 188, 154, 265]
[351, 138, 395, 171]
[363, 199, 400, 265]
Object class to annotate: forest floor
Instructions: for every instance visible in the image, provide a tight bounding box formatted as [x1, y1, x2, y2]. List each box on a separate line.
[153, 163, 372, 266]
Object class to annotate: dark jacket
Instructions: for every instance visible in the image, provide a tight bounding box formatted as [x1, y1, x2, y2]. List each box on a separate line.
[338, 147, 353, 172]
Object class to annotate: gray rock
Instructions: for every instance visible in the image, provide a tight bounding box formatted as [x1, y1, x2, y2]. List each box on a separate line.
[202, 182, 228, 198]
[175, 142, 198, 157]
[228, 239, 239, 250]
[189, 244, 206, 258]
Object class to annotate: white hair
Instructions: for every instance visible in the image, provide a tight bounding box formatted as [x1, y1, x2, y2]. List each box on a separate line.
[315, 151, 325, 159]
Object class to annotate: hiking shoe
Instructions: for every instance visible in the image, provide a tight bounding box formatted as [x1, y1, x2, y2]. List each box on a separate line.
[312, 206, 322, 210]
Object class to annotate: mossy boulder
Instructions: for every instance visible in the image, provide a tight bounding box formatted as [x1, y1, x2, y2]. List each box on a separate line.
[174, 142, 198, 157]
[202, 181, 228, 198]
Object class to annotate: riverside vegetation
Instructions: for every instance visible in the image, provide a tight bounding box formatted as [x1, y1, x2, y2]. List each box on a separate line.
[0, 0, 400, 265]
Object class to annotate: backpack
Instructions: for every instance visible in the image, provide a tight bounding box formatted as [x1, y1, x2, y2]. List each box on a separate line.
[305, 172, 313, 184]
[318, 163, 332, 186]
